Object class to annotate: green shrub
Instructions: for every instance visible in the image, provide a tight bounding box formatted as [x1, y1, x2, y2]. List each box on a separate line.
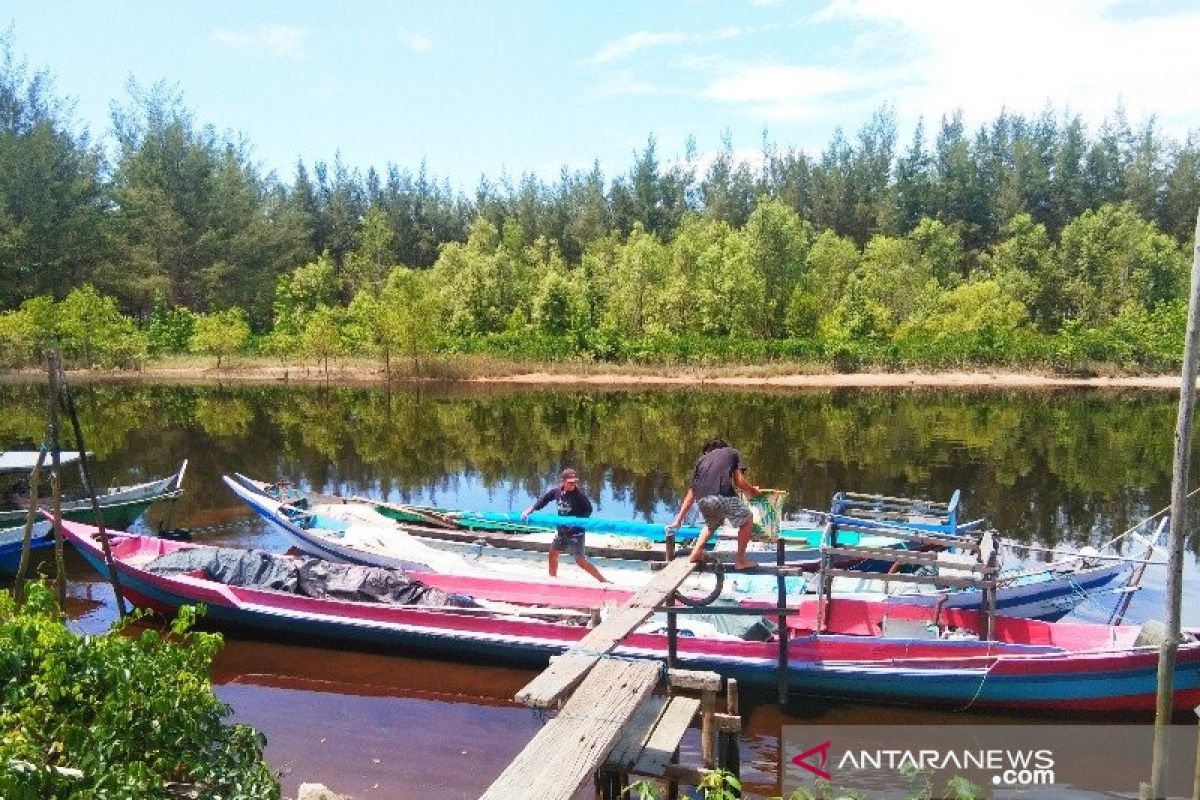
[0, 583, 278, 798]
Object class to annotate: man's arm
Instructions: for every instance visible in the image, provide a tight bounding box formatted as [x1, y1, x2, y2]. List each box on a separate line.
[522, 488, 555, 520]
[579, 493, 593, 517]
[666, 487, 695, 530]
[733, 469, 761, 497]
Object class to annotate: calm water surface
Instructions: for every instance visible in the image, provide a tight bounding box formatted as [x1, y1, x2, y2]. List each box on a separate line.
[3, 382, 1199, 799]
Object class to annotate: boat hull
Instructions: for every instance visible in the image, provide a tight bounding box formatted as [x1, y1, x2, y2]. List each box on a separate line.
[62, 522, 1200, 714]
[228, 476, 1127, 621]
[0, 463, 186, 573]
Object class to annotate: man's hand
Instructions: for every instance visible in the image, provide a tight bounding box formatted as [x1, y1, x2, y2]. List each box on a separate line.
[521, 509, 532, 522]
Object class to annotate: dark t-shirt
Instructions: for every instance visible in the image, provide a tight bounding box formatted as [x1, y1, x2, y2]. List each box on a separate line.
[531, 485, 593, 537]
[690, 447, 746, 498]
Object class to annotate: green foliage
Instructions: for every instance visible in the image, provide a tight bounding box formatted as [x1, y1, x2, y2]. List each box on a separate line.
[1057, 203, 1187, 325]
[274, 252, 339, 335]
[340, 206, 396, 298]
[1, 27, 1198, 375]
[146, 292, 196, 354]
[895, 279, 1028, 364]
[0, 582, 278, 798]
[0, 296, 57, 367]
[621, 769, 740, 800]
[190, 307, 251, 367]
[300, 304, 345, 375]
[56, 285, 149, 369]
[603, 223, 670, 336]
[0, 289, 148, 369]
[740, 198, 814, 337]
[533, 270, 587, 336]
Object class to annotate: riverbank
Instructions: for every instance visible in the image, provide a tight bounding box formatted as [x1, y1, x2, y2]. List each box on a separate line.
[0, 355, 1186, 390]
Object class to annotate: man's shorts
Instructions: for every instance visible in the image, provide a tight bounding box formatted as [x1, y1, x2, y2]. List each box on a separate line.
[551, 528, 586, 558]
[697, 495, 752, 531]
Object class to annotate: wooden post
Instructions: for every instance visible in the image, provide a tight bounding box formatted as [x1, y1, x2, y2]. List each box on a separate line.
[13, 449, 47, 605]
[594, 768, 622, 800]
[815, 522, 835, 634]
[666, 530, 678, 669]
[1193, 705, 1200, 800]
[776, 535, 789, 706]
[47, 350, 66, 608]
[1149, 207, 1200, 799]
[700, 687, 716, 768]
[55, 356, 127, 618]
[718, 679, 742, 798]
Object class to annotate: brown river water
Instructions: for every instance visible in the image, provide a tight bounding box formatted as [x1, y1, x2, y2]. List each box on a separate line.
[4, 382, 1199, 798]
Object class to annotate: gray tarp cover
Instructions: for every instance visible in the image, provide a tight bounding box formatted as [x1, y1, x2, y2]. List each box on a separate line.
[146, 547, 479, 607]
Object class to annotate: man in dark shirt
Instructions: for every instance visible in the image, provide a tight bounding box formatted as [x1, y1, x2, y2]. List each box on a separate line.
[521, 468, 608, 583]
[666, 438, 762, 569]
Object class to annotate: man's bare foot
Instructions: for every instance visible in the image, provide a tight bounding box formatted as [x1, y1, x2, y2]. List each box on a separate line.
[733, 560, 757, 570]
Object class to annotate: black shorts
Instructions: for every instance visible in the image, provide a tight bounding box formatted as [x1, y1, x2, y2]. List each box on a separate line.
[551, 529, 585, 558]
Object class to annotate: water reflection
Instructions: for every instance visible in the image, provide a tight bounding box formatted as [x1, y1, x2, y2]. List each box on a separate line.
[2, 382, 1197, 549]
[4, 381, 1200, 797]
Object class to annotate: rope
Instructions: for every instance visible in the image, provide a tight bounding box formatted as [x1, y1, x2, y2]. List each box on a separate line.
[1097, 485, 1200, 551]
[956, 648, 997, 712]
[163, 518, 259, 537]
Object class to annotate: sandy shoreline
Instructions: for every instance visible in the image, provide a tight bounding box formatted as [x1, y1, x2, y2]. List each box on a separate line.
[0, 363, 1186, 390]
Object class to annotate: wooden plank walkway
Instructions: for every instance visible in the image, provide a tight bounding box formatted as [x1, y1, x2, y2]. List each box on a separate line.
[516, 557, 696, 708]
[603, 695, 669, 770]
[632, 696, 701, 777]
[480, 658, 661, 800]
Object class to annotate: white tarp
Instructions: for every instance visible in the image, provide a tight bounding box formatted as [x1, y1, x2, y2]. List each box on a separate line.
[0, 452, 87, 473]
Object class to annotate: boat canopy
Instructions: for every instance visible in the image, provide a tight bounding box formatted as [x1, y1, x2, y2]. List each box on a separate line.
[0, 451, 89, 474]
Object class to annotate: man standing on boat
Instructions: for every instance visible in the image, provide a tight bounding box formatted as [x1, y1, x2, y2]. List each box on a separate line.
[521, 468, 609, 583]
[666, 438, 762, 570]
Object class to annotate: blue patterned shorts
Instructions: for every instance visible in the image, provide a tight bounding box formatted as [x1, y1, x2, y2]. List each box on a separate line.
[697, 495, 752, 530]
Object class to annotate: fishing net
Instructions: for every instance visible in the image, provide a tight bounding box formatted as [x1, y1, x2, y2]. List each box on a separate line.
[742, 489, 787, 540]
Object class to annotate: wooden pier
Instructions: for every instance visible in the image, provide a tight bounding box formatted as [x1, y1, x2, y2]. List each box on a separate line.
[481, 557, 743, 799]
[482, 490, 977, 798]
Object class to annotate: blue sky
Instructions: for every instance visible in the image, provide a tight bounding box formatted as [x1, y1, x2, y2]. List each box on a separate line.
[6, 1, 1200, 189]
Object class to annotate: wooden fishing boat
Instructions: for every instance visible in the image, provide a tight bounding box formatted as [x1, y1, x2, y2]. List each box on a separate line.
[62, 520, 1200, 712]
[224, 474, 1129, 621]
[227, 473, 916, 569]
[0, 457, 187, 573]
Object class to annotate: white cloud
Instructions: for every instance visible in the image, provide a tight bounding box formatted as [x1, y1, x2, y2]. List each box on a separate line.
[702, 64, 858, 122]
[598, 71, 659, 97]
[706, 65, 853, 103]
[398, 29, 433, 52]
[585, 27, 742, 65]
[813, 0, 1200, 134]
[213, 24, 309, 59]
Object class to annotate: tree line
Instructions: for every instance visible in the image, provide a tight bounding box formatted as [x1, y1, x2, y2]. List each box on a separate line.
[0, 35, 1197, 371]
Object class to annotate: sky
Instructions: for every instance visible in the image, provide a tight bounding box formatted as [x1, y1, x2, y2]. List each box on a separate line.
[5, 0, 1200, 190]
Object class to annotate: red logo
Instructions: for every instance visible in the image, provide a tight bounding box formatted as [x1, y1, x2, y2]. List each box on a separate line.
[792, 740, 833, 780]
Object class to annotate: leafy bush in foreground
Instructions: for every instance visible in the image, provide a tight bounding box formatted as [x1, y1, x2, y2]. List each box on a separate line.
[0, 583, 278, 799]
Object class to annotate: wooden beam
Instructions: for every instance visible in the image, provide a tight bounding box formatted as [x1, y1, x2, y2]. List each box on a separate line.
[822, 545, 976, 568]
[632, 696, 701, 777]
[713, 713, 741, 733]
[655, 605, 802, 616]
[831, 524, 977, 550]
[667, 669, 721, 692]
[516, 558, 696, 708]
[482, 659, 661, 800]
[824, 568, 996, 589]
[604, 694, 669, 770]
